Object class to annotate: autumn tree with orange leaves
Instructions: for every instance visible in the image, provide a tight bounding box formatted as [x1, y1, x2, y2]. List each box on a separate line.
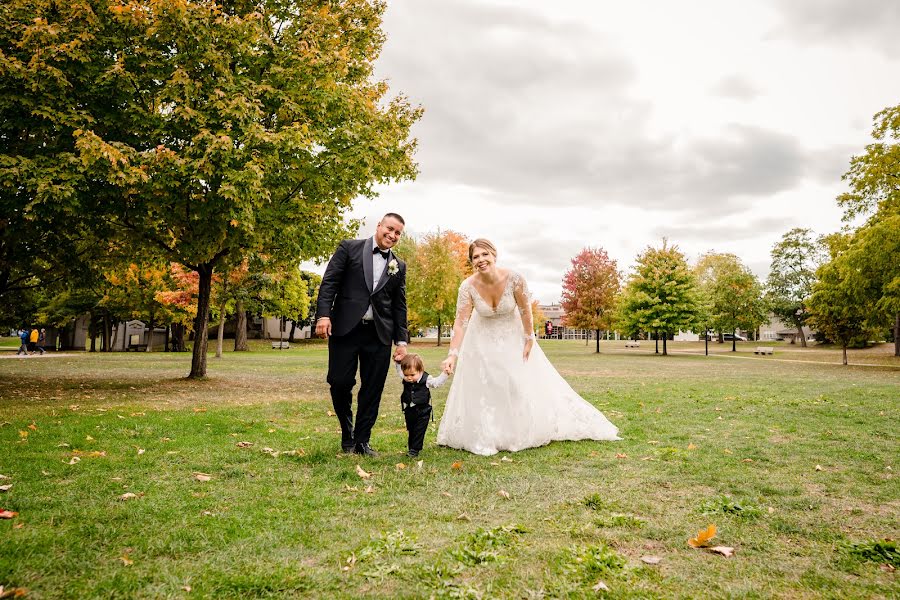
[560, 247, 621, 353]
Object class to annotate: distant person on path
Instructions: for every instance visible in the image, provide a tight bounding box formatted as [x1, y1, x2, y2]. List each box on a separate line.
[315, 213, 409, 457]
[16, 329, 29, 355]
[28, 328, 41, 354]
[36, 328, 47, 354]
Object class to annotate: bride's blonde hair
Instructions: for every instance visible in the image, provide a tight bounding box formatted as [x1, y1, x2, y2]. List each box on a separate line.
[468, 238, 497, 263]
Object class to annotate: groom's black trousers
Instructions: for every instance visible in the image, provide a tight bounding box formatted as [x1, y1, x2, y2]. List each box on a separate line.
[327, 321, 392, 446]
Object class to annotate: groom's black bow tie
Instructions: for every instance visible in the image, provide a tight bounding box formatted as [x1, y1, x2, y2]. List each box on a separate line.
[373, 247, 390, 259]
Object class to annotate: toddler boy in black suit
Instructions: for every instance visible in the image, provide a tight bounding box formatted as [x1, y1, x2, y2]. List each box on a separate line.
[395, 353, 449, 457]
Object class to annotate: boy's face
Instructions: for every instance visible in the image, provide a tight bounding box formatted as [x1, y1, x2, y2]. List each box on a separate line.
[402, 368, 422, 383]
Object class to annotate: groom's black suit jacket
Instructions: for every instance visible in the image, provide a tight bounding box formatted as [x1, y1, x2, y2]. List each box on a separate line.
[316, 238, 408, 346]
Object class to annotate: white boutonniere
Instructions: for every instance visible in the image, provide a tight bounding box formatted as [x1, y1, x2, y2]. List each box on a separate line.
[387, 259, 399, 276]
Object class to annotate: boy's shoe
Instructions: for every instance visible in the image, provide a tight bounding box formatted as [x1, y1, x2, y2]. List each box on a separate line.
[407, 449, 419, 457]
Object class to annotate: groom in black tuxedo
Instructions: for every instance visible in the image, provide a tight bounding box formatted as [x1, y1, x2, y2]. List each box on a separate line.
[315, 213, 409, 456]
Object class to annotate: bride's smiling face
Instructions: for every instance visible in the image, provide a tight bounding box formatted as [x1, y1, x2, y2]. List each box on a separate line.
[470, 246, 496, 273]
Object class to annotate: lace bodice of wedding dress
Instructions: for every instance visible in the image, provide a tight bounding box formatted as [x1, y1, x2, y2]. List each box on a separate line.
[436, 271, 620, 456]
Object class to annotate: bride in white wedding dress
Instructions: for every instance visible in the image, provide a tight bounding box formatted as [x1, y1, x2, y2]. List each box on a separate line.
[436, 239, 620, 456]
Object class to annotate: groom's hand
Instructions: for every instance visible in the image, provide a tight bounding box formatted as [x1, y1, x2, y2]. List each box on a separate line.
[315, 317, 332, 338]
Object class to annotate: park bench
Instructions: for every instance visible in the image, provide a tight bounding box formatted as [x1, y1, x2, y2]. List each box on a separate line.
[624, 341, 641, 348]
[126, 344, 147, 352]
[271, 341, 291, 350]
[754, 346, 774, 355]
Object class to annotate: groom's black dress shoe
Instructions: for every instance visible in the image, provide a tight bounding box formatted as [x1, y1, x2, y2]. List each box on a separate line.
[341, 443, 355, 453]
[354, 443, 378, 457]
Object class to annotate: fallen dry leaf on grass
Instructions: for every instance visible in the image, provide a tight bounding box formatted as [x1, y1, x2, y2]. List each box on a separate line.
[687, 443, 698, 450]
[442, 492, 452, 497]
[85, 435, 94, 441]
[709, 546, 735, 557]
[327, 410, 335, 417]
[592, 581, 609, 592]
[498, 490, 511, 499]
[67, 457, 80, 465]
[193, 472, 212, 482]
[615, 453, 628, 459]
[0, 509, 18, 519]
[641, 555, 662, 565]
[395, 463, 406, 470]
[0, 585, 29, 598]
[688, 524, 717, 548]
[0, 475, 8, 480]
[741, 458, 753, 463]
[193, 407, 206, 413]
[27, 423, 37, 431]
[457, 513, 471, 521]
[815, 464, 824, 472]
[119, 554, 133, 566]
[0, 485, 11, 492]
[236, 442, 253, 448]
[451, 461, 463, 470]
[118, 493, 139, 501]
[355, 465, 372, 479]
[416, 460, 423, 469]
[500, 456, 513, 463]
[364, 485, 374, 494]
[137, 448, 145, 455]
[18, 431, 28, 440]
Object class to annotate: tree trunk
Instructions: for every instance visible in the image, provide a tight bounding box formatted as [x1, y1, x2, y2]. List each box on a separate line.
[436, 317, 442, 346]
[842, 344, 848, 366]
[732, 329, 737, 352]
[164, 325, 171, 352]
[655, 331, 659, 354]
[288, 320, 297, 342]
[188, 264, 214, 378]
[894, 313, 899, 357]
[234, 301, 249, 351]
[89, 312, 97, 352]
[662, 332, 668, 356]
[171, 324, 185, 352]
[797, 323, 807, 348]
[215, 299, 227, 358]
[101, 312, 110, 352]
[595, 329, 600, 353]
[146, 314, 154, 352]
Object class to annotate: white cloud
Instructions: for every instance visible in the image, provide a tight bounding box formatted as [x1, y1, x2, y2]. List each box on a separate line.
[312, 0, 900, 304]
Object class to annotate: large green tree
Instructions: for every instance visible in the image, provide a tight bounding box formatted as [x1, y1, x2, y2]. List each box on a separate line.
[695, 252, 767, 350]
[2, 0, 420, 377]
[807, 235, 878, 365]
[837, 104, 900, 355]
[399, 230, 468, 345]
[560, 247, 620, 353]
[765, 228, 824, 347]
[616, 242, 701, 356]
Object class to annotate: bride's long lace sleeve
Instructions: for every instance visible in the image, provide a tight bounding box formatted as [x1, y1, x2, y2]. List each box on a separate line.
[511, 272, 534, 337]
[449, 281, 474, 352]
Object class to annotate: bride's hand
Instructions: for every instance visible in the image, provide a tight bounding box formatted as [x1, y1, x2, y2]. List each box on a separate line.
[523, 338, 534, 362]
[441, 355, 457, 375]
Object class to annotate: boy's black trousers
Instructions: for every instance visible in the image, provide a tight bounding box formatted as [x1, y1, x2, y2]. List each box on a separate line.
[404, 404, 432, 453]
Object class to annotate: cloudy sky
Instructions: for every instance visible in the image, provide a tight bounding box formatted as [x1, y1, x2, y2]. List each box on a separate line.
[326, 0, 900, 303]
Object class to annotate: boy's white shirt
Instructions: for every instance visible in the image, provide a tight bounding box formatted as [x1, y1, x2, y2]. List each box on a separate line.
[394, 362, 449, 388]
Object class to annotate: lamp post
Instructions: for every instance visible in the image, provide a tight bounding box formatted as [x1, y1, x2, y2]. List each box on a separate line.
[704, 327, 709, 356]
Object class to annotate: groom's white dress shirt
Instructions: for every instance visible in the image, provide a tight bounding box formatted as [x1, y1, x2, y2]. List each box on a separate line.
[363, 237, 388, 322]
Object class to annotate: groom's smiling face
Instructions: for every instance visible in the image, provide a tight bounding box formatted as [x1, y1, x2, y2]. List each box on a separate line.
[375, 216, 404, 250]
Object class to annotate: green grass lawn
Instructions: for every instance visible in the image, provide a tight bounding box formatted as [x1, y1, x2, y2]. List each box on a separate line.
[1, 340, 897, 599]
